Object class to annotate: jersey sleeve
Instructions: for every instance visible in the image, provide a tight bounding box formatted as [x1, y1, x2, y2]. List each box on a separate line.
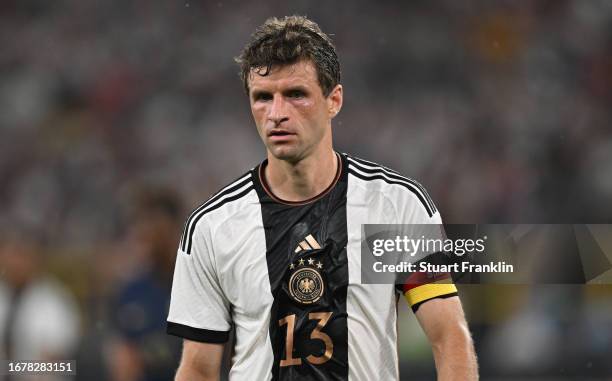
[397, 187, 458, 312]
[166, 222, 232, 343]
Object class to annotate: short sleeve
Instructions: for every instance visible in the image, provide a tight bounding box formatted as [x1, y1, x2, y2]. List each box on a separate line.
[166, 225, 231, 343]
[397, 187, 458, 312]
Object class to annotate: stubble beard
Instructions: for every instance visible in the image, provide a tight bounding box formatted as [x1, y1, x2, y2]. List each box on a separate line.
[267, 142, 308, 165]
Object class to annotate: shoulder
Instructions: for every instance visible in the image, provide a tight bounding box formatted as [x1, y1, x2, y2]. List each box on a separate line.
[179, 169, 256, 254]
[344, 153, 438, 218]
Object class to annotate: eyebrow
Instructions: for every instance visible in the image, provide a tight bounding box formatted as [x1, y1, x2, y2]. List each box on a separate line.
[283, 85, 309, 94]
[251, 89, 271, 99]
[251, 85, 310, 98]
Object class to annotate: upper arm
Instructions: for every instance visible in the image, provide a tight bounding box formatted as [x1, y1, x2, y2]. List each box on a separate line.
[168, 218, 232, 381]
[175, 339, 225, 381]
[396, 186, 459, 313]
[398, 192, 461, 313]
[414, 296, 470, 345]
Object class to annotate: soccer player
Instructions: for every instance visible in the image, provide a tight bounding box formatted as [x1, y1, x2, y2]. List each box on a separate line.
[167, 15, 478, 380]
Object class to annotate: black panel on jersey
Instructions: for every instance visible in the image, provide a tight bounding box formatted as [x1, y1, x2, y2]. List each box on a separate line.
[254, 153, 349, 381]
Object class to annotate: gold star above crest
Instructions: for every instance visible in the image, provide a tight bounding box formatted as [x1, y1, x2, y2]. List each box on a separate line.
[308, 258, 315, 265]
[298, 258, 305, 266]
[289, 263, 295, 270]
[316, 261, 323, 269]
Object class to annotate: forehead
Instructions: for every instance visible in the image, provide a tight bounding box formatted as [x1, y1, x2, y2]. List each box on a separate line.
[248, 60, 320, 92]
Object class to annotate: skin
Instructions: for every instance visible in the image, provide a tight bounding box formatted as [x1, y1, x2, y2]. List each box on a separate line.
[175, 59, 478, 381]
[416, 296, 479, 380]
[248, 59, 343, 201]
[175, 340, 224, 381]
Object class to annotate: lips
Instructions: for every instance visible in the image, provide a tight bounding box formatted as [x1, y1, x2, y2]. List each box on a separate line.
[267, 129, 295, 137]
[267, 129, 297, 144]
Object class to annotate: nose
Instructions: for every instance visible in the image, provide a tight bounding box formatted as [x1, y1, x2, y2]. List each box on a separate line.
[268, 95, 289, 125]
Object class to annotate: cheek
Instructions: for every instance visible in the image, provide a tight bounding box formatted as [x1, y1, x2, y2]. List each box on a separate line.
[300, 102, 328, 128]
[295, 100, 321, 122]
[251, 103, 265, 118]
[251, 105, 267, 128]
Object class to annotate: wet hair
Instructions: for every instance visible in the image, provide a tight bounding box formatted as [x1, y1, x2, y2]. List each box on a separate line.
[236, 15, 341, 96]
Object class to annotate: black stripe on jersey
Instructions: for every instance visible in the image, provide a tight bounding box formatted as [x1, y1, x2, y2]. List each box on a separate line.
[348, 156, 437, 214]
[180, 173, 252, 251]
[166, 321, 230, 343]
[348, 155, 401, 175]
[348, 158, 436, 215]
[410, 292, 458, 313]
[348, 164, 435, 218]
[181, 182, 254, 254]
[348, 156, 436, 212]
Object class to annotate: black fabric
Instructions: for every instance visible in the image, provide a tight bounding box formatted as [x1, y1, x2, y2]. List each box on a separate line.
[166, 321, 230, 343]
[254, 154, 349, 381]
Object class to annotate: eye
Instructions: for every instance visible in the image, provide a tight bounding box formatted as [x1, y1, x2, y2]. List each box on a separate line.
[253, 92, 272, 102]
[288, 90, 305, 99]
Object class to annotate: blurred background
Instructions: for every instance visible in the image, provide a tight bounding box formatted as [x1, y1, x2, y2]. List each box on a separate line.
[1, 0, 611, 380]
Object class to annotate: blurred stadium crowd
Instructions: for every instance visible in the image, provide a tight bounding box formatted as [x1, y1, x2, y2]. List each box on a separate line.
[0, 0, 611, 380]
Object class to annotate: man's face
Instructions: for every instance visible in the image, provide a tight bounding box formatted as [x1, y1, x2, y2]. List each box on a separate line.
[248, 60, 342, 163]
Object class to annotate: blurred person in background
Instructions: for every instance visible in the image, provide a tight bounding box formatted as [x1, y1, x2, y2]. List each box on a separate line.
[105, 186, 183, 381]
[0, 229, 80, 380]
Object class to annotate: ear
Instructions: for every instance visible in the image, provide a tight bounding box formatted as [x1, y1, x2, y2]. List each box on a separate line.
[326, 84, 343, 119]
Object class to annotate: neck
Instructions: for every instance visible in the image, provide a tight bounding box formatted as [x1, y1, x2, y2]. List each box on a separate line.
[264, 148, 338, 203]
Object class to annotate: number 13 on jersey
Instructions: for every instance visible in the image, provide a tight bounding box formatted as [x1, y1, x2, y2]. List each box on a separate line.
[279, 312, 333, 366]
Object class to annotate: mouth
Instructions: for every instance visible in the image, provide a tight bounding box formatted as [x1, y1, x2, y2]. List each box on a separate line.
[267, 130, 296, 140]
[268, 129, 294, 136]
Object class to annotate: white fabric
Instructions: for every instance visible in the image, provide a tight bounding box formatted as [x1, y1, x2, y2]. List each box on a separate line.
[167, 188, 275, 380]
[345, 166, 441, 381]
[167, 156, 442, 380]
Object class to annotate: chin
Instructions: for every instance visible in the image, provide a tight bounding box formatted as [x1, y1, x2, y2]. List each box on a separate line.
[268, 145, 304, 163]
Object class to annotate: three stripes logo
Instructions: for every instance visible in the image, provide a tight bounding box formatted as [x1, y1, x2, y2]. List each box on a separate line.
[295, 234, 322, 253]
[290, 234, 324, 304]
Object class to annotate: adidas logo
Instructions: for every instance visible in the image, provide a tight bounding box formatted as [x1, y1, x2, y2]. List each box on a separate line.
[294, 234, 321, 253]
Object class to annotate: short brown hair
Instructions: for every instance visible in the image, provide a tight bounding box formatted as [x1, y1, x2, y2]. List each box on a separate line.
[236, 15, 341, 96]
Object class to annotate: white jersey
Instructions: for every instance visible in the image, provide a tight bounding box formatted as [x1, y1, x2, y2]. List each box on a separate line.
[167, 153, 457, 380]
